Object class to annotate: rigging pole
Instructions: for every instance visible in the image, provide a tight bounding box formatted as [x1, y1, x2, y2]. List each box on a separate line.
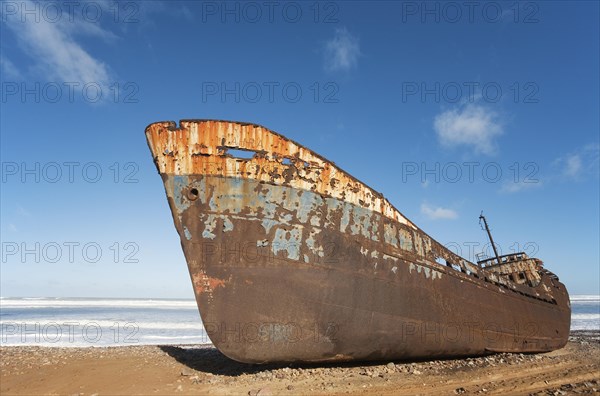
[479, 212, 501, 265]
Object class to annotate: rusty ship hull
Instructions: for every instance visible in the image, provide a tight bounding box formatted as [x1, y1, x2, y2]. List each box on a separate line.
[146, 120, 571, 364]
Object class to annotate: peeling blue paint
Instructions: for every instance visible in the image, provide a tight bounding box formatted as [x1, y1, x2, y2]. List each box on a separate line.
[409, 262, 442, 280]
[272, 227, 302, 261]
[202, 229, 216, 239]
[172, 176, 444, 275]
[261, 218, 278, 233]
[384, 224, 399, 248]
[202, 214, 218, 239]
[223, 216, 234, 232]
[279, 213, 293, 224]
[400, 229, 413, 252]
[296, 191, 322, 223]
[340, 204, 351, 233]
[310, 215, 320, 226]
[172, 175, 192, 214]
[305, 228, 324, 258]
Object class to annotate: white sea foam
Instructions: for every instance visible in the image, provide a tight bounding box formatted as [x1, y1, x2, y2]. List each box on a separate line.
[0, 298, 197, 309]
[571, 320, 600, 331]
[142, 335, 207, 340]
[571, 314, 600, 320]
[0, 320, 204, 330]
[570, 296, 600, 331]
[570, 295, 600, 302]
[0, 338, 212, 348]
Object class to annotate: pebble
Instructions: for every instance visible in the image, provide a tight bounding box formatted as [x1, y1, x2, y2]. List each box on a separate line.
[2, 332, 599, 394]
[180, 368, 194, 376]
[256, 387, 272, 396]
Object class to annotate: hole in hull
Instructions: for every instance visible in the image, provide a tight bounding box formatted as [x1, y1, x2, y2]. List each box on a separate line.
[227, 148, 255, 159]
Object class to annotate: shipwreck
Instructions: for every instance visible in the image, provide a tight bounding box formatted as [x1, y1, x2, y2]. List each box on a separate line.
[145, 119, 571, 363]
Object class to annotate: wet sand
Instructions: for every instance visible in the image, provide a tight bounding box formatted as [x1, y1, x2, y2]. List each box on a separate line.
[1, 331, 598, 395]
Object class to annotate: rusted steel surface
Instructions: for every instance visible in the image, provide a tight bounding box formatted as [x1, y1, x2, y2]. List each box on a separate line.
[145, 119, 571, 364]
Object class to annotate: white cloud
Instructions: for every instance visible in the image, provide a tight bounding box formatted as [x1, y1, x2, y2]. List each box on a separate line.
[434, 104, 503, 155]
[4, 0, 112, 88]
[177, 4, 194, 21]
[563, 154, 582, 177]
[554, 143, 600, 180]
[324, 27, 361, 72]
[500, 180, 543, 194]
[0, 56, 23, 79]
[16, 204, 31, 217]
[420, 203, 458, 220]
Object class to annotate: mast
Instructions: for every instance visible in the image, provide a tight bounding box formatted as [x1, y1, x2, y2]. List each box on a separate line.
[479, 212, 501, 265]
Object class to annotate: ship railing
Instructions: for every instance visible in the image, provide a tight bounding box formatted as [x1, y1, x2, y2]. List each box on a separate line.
[477, 252, 529, 268]
[471, 255, 558, 304]
[539, 268, 560, 281]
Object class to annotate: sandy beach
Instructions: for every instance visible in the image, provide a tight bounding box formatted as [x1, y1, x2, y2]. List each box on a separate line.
[1, 331, 598, 395]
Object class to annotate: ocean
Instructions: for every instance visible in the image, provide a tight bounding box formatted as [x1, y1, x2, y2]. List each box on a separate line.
[570, 295, 600, 332]
[1, 296, 598, 347]
[0, 298, 206, 347]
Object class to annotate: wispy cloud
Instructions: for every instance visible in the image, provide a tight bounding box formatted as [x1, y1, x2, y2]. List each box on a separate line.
[563, 154, 582, 177]
[324, 27, 361, 72]
[16, 204, 31, 217]
[132, 1, 193, 30]
[434, 104, 503, 155]
[420, 203, 458, 220]
[177, 4, 194, 21]
[554, 143, 600, 180]
[3, 0, 113, 88]
[0, 56, 23, 79]
[500, 180, 543, 194]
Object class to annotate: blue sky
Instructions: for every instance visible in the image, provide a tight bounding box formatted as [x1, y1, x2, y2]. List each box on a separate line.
[1, 1, 598, 297]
